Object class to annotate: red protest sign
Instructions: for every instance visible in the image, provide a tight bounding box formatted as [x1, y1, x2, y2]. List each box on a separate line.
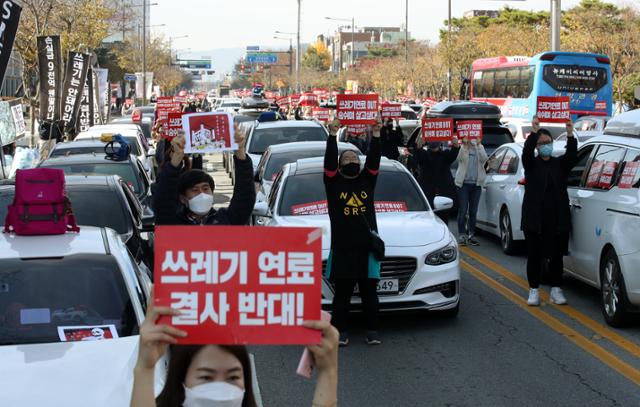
[182, 112, 237, 153]
[312, 107, 330, 122]
[289, 94, 301, 107]
[381, 103, 402, 119]
[299, 93, 318, 107]
[291, 200, 329, 216]
[156, 96, 174, 110]
[165, 112, 185, 140]
[456, 120, 483, 141]
[422, 118, 454, 143]
[598, 161, 618, 189]
[336, 94, 379, 125]
[586, 160, 604, 188]
[619, 162, 640, 189]
[536, 96, 570, 123]
[154, 226, 322, 345]
[346, 124, 368, 136]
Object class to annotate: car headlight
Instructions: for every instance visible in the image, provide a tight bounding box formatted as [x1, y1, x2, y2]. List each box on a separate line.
[425, 244, 458, 265]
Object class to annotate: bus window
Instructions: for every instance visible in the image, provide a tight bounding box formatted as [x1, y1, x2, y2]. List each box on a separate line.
[481, 71, 495, 98]
[505, 68, 520, 98]
[472, 71, 483, 98]
[519, 66, 534, 98]
[494, 69, 507, 98]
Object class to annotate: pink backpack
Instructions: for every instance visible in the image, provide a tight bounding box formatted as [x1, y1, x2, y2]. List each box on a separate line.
[4, 168, 80, 235]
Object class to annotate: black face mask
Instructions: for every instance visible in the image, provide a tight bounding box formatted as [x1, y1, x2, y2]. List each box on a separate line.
[340, 162, 360, 177]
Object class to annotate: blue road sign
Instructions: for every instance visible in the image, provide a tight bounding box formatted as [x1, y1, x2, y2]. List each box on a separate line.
[124, 73, 137, 81]
[246, 53, 278, 65]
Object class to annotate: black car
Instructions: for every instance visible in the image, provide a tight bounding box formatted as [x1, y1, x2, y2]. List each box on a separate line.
[0, 175, 155, 269]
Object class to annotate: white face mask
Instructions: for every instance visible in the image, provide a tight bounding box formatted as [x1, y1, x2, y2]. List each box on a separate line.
[183, 381, 245, 407]
[188, 192, 214, 216]
[470, 139, 478, 147]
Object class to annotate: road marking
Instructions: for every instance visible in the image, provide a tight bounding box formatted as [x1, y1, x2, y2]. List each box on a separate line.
[461, 247, 640, 359]
[249, 353, 264, 407]
[462, 259, 640, 386]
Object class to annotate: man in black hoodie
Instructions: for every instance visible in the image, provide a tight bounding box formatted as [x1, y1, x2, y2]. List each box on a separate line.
[154, 126, 255, 226]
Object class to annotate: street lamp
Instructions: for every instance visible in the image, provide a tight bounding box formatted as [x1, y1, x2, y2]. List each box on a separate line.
[325, 16, 355, 70]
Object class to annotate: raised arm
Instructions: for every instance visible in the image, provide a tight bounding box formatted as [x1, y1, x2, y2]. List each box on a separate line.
[561, 121, 578, 172]
[224, 126, 256, 225]
[324, 120, 340, 179]
[365, 120, 382, 173]
[153, 135, 186, 225]
[522, 116, 541, 171]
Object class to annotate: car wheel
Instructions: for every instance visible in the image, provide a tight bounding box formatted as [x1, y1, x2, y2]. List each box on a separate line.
[600, 249, 630, 327]
[499, 208, 516, 255]
[439, 301, 460, 318]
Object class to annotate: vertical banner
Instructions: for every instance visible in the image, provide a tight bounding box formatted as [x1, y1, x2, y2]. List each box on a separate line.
[92, 70, 103, 125]
[94, 68, 109, 122]
[60, 52, 90, 133]
[135, 72, 153, 100]
[8, 98, 25, 137]
[154, 226, 322, 345]
[37, 36, 62, 122]
[78, 68, 92, 133]
[0, 1, 22, 85]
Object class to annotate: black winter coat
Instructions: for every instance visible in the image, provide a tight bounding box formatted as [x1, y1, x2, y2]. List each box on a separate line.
[520, 132, 577, 234]
[410, 147, 459, 205]
[380, 126, 403, 160]
[154, 155, 255, 225]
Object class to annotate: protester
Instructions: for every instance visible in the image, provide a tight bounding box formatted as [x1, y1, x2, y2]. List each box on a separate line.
[130, 292, 339, 407]
[454, 135, 488, 246]
[380, 118, 403, 161]
[522, 117, 577, 306]
[342, 129, 368, 155]
[410, 136, 460, 221]
[324, 118, 382, 346]
[154, 126, 255, 225]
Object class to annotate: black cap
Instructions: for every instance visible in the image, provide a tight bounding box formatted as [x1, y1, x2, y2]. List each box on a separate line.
[177, 169, 215, 195]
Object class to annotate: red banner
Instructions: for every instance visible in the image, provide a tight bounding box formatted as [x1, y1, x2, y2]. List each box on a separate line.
[312, 107, 330, 122]
[290, 200, 408, 215]
[165, 112, 185, 140]
[337, 94, 379, 125]
[299, 93, 319, 107]
[381, 103, 402, 119]
[619, 162, 640, 189]
[422, 118, 454, 143]
[586, 160, 604, 188]
[289, 94, 300, 107]
[182, 112, 236, 153]
[346, 124, 368, 136]
[598, 161, 618, 189]
[536, 96, 570, 123]
[595, 100, 607, 111]
[456, 120, 483, 141]
[154, 226, 322, 345]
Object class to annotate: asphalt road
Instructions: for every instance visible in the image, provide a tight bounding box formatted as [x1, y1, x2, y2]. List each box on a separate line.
[208, 154, 640, 407]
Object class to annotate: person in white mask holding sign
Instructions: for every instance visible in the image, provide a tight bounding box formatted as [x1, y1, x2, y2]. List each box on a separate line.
[130, 292, 339, 407]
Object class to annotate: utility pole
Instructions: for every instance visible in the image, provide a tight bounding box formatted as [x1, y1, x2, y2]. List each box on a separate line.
[350, 17, 354, 69]
[296, 0, 301, 93]
[405, 0, 408, 63]
[447, 0, 452, 100]
[142, 0, 147, 104]
[550, 0, 561, 51]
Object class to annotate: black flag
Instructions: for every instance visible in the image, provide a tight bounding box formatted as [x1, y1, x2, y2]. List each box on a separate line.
[0, 0, 22, 85]
[60, 51, 90, 134]
[37, 36, 62, 122]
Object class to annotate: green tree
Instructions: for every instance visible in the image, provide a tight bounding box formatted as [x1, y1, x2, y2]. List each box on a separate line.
[302, 41, 331, 71]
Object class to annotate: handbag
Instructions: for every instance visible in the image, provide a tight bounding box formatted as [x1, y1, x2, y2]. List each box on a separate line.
[360, 213, 385, 261]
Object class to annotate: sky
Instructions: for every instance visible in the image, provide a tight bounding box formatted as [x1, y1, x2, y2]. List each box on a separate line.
[149, 0, 611, 75]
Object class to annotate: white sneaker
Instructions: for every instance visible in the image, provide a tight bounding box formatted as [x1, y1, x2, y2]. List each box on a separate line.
[527, 288, 540, 306]
[550, 287, 568, 305]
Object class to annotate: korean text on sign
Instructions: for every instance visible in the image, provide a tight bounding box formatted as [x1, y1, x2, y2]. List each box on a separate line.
[456, 120, 483, 141]
[380, 103, 402, 119]
[165, 112, 185, 140]
[154, 226, 322, 345]
[336, 94, 379, 125]
[422, 118, 454, 143]
[536, 96, 571, 123]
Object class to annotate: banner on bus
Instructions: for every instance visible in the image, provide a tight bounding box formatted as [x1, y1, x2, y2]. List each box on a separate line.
[536, 96, 570, 123]
[154, 226, 322, 345]
[422, 118, 454, 143]
[182, 112, 236, 153]
[381, 103, 402, 120]
[456, 120, 483, 141]
[337, 94, 378, 125]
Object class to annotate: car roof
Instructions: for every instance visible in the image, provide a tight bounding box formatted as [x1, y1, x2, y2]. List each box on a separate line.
[255, 120, 324, 130]
[39, 153, 134, 165]
[53, 140, 109, 149]
[603, 109, 640, 137]
[0, 226, 113, 259]
[266, 141, 357, 154]
[90, 124, 141, 131]
[586, 134, 640, 148]
[76, 128, 140, 138]
[288, 156, 404, 176]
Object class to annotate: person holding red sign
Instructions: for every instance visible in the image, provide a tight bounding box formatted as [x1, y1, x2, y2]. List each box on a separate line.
[131, 294, 339, 407]
[323, 118, 383, 346]
[153, 127, 255, 226]
[454, 136, 488, 246]
[521, 117, 577, 307]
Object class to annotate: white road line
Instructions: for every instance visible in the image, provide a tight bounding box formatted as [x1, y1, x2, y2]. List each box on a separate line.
[249, 353, 264, 407]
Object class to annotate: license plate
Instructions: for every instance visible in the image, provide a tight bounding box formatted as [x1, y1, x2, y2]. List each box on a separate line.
[354, 279, 399, 294]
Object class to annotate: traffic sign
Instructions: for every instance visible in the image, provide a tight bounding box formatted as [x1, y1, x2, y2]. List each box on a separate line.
[124, 73, 137, 81]
[246, 53, 278, 65]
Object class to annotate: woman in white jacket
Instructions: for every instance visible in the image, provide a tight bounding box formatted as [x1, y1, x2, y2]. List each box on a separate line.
[454, 137, 488, 246]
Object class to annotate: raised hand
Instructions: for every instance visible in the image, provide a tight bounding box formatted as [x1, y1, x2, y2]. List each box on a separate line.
[234, 123, 247, 160]
[170, 133, 186, 168]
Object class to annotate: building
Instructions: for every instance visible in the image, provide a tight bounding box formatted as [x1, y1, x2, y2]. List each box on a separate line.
[328, 26, 409, 71]
[463, 10, 501, 19]
[0, 50, 23, 98]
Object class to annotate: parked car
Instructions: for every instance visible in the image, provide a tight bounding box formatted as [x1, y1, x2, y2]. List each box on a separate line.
[0, 226, 154, 405]
[110, 116, 154, 142]
[555, 115, 610, 142]
[253, 156, 460, 315]
[216, 98, 242, 114]
[501, 118, 566, 142]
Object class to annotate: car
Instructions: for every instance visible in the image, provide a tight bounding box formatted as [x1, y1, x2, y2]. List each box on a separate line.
[224, 118, 259, 185]
[0, 226, 154, 405]
[245, 120, 329, 174]
[400, 105, 418, 120]
[74, 125, 154, 180]
[0, 175, 154, 269]
[216, 98, 242, 114]
[555, 115, 610, 142]
[562, 109, 640, 326]
[253, 156, 460, 315]
[501, 118, 566, 142]
[253, 141, 360, 213]
[37, 153, 153, 209]
[110, 116, 154, 141]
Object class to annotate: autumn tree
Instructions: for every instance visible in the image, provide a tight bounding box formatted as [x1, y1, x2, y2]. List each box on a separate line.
[302, 40, 331, 71]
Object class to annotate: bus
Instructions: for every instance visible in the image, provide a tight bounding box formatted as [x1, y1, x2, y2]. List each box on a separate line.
[468, 52, 612, 122]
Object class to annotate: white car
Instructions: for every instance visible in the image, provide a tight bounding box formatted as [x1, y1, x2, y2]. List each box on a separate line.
[501, 118, 566, 142]
[245, 120, 329, 174]
[564, 109, 640, 326]
[0, 226, 160, 405]
[253, 157, 460, 315]
[216, 98, 242, 114]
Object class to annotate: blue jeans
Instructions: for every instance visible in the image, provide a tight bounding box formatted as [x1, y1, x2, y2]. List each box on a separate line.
[457, 183, 481, 236]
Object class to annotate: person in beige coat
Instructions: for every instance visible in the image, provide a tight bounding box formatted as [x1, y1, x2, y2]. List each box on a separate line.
[454, 136, 488, 246]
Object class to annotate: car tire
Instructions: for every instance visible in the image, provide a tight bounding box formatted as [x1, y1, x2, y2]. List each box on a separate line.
[600, 249, 630, 327]
[499, 208, 516, 255]
[439, 301, 460, 318]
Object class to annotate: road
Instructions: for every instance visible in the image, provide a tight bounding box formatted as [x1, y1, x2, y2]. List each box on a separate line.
[208, 153, 640, 407]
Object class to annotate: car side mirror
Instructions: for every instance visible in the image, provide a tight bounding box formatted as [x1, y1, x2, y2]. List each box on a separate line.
[433, 196, 454, 212]
[253, 201, 271, 217]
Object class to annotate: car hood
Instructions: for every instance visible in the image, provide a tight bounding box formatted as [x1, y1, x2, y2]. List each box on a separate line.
[0, 336, 165, 406]
[276, 211, 447, 249]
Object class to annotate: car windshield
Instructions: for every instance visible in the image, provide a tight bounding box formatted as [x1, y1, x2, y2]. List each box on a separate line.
[0, 189, 130, 235]
[278, 171, 429, 216]
[0, 254, 138, 345]
[51, 140, 141, 157]
[264, 150, 326, 181]
[42, 163, 141, 194]
[249, 127, 327, 154]
[222, 102, 240, 108]
[401, 110, 417, 120]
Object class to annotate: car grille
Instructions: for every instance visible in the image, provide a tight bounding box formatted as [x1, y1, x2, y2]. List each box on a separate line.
[322, 257, 417, 296]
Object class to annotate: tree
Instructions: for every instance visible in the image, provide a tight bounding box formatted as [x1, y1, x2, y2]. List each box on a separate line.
[302, 40, 331, 71]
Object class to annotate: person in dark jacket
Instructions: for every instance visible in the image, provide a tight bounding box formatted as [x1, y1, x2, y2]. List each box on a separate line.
[521, 117, 577, 306]
[324, 118, 382, 347]
[154, 127, 255, 226]
[410, 136, 460, 222]
[380, 118, 403, 160]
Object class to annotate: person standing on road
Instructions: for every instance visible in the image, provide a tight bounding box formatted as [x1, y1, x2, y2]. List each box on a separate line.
[154, 127, 255, 226]
[410, 137, 460, 222]
[454, 135, 488, 246]
[324, 118, 383, 347]
[380, 118, 403, 161]
[522, 117, 577, 306]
